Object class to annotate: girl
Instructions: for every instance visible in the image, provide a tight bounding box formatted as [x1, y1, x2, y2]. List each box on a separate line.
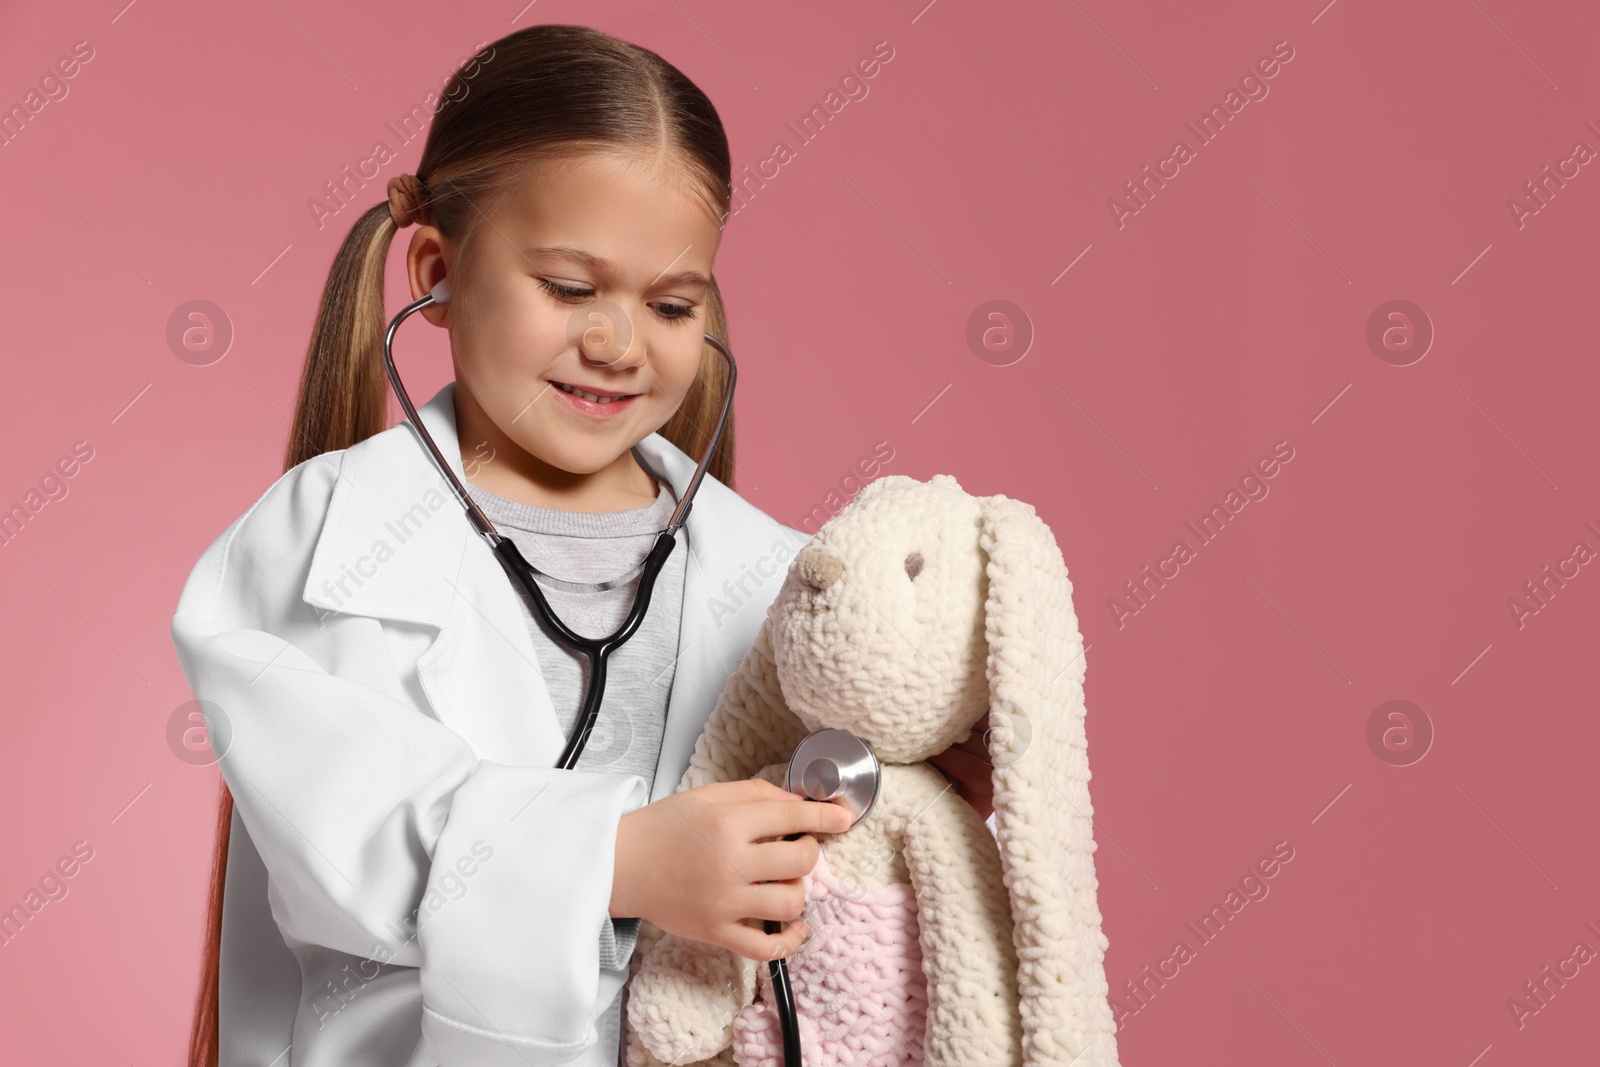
[172, 23, 988, 1067]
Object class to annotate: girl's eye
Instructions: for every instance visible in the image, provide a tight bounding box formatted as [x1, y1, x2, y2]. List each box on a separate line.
[537, 278, 698, 326]
[652, 302, 698, 324]
[539, 278, 592, 302]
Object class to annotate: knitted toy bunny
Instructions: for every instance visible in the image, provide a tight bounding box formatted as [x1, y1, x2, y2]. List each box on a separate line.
[624, 474, 1119, 1067]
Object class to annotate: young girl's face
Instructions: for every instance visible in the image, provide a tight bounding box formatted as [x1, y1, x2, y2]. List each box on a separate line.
[412, 150, 722, 491]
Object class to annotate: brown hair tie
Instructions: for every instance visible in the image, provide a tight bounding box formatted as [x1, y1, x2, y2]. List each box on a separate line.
[387, 173, 429, 228]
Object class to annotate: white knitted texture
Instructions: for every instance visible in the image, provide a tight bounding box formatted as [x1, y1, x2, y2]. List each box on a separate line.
[626, 476, 1119, 1067]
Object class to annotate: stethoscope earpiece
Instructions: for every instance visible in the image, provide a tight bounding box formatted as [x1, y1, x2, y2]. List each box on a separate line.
[429, 280, 452, 305]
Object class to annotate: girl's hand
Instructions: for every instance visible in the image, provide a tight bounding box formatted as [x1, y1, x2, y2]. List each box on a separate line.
[611, 778, 853, 961]
[927, 709, 997, 822]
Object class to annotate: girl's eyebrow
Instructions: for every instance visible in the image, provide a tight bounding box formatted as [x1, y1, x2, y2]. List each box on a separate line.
[521, 245, 711, 289]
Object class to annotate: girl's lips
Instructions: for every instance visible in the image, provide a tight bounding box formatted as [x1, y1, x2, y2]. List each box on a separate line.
[550, 381, 641, 419]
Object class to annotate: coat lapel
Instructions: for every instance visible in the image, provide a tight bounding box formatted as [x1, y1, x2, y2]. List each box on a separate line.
[301, 382, 808, 798]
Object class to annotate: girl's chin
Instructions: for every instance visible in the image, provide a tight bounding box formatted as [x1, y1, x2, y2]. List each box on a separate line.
[523, 437, 641, 478]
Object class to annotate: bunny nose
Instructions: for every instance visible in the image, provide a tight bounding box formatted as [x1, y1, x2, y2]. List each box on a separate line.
[795, 545, 844, 591]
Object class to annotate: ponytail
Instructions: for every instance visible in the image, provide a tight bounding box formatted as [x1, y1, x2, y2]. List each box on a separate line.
[285, 203, 400, 470]
[188, 26, 742, 1063]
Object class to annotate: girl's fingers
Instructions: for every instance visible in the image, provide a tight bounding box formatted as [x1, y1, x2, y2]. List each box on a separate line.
[930, 742, 994, 787]
[736, 878, 809, 925]
[929, 746, 996, 808]
[744, 797, 853, 840]
[708, 879, 807, 930]
[695, 780, 854, 838]
[700, 777, 796, 804]
[740, 834, 821, 883]
[721, 918, 811, 962]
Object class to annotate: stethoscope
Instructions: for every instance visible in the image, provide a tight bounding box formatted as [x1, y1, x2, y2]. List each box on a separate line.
[383, 281, 883, 1067]
[770, 728, 883, 1066]
[381, 279, 731, 769]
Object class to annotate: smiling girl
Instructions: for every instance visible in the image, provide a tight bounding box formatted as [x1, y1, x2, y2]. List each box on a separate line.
[172, 23, 987, 1067]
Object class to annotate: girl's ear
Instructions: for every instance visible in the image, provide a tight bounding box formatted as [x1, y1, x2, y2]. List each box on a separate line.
[406, 226, 452, 328]
[680, 615, 809, 790]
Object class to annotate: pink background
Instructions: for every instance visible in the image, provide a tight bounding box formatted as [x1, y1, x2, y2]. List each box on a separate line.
[3, 0, 1597, 1062]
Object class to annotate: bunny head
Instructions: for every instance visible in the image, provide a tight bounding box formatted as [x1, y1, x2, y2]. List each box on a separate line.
[773, 473, 991, 763]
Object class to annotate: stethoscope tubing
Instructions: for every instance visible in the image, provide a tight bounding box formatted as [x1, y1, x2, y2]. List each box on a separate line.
[492, 533, 680, 770]
[766, 875, 806, 1065]
[382, 287, 809, 1065]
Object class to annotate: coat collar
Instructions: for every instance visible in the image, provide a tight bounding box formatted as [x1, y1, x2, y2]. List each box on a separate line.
[302, 382, 807, 801]
[302, 380, 707, 630]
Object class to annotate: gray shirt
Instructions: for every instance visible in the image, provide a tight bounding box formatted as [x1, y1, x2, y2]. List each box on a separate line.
[463, 475, 685, 1067]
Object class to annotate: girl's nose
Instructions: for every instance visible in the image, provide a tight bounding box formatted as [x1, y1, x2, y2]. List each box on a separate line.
[579, 333, 642, 370]
[574, 300, 645, 369]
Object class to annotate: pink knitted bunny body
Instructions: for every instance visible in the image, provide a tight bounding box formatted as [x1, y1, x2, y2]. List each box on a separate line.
[731, 850, 928, 1067]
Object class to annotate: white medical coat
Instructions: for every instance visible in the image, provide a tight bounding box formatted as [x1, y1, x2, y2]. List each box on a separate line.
[170, 382, 809, 1067]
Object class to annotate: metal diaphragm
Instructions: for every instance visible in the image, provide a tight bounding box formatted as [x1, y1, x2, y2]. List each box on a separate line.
[784, 728, 881, 827]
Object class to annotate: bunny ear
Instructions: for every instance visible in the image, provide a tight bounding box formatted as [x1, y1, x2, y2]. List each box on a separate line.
[979, 495, 1121, 1067]
[680, 614, 810, 790]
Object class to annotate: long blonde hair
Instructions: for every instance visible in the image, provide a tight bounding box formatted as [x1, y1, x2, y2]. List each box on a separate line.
[188, 24, 737, 1066]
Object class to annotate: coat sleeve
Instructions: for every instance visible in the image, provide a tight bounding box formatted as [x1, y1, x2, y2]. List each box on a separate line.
[170, 454, 646, 1067]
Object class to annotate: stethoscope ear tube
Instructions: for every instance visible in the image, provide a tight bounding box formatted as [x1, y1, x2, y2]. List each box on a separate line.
[382, 289, 503, 547]
[379, 282, 735, 765]
[382, 288, 736, 556]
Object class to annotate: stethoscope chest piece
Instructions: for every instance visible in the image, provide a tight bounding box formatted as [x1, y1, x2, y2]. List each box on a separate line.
[785, 728, 880, 827]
